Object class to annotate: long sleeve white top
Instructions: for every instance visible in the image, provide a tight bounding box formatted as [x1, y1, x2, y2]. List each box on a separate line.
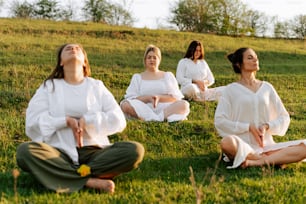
[176, 58, 215, 88]
[26, 77, 126, 164]
[124, 72, 184, 100]
[214, 81, 290, 150]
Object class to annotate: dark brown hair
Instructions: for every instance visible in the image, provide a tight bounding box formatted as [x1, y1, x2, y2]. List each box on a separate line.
[184, 40, 204, 60]
[227, 47, 249, 74]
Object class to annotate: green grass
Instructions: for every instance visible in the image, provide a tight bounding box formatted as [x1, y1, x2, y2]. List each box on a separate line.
[0, 18, 305, 203]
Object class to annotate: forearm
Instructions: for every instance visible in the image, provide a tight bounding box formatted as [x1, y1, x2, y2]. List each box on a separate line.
[136, 95, 154, 103]
[136, 95, 176, 103]
[26, 114, 67, 141]
[83, 109, 126, 136]
[157, 94, 177, 103]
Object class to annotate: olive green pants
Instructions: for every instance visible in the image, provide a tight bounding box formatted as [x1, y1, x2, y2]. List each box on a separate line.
[16, 141, 144, 193]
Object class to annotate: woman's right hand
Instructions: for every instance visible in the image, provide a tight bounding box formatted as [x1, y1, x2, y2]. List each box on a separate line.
[193, 79, 205, 91]
[249, 123, 263, 147]
[66, 116, 83, 148]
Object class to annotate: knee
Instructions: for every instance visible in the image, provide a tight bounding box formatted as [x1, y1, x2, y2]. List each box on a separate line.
[182, 84, 198, 96]
[125, 141, 145, 167]
[131, 141, 145, 163]
[120, 100, 135, 116]
[120, 100, 130, 113]
[220, 136, 237, 154]
[16, 142, 31, 160]
[178, 100, 190, 114]
[16, 142, 33, 171]
[300, 143, 306, 157]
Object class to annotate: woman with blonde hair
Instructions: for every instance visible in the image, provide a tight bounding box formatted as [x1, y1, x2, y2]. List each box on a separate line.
[120, 44, 190, 122]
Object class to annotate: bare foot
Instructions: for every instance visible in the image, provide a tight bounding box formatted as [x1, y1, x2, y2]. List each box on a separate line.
[241, 160, 249, 169]
[241, 154, 266, 168]
[85, 178, 115, 194]
[247, 153, 264, 160]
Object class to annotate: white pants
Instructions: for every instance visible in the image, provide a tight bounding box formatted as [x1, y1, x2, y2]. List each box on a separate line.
[181, 84, 226, 101]
[124, 99, 189, 122]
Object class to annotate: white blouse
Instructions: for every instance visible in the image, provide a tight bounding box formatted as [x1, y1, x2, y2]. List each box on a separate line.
[215, 82, 290, 149]
[124, 72, 184, 100]
[176, 58, 215, 88]
[214, 82, 306, 168]
[26, 77, 126, 164]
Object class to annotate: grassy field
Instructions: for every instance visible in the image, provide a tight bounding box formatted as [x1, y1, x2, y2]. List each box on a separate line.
[0, 18, 305, 203]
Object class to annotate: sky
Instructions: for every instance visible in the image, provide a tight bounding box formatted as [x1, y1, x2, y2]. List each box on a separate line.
[1, 0, 306, 29]
[130, 0, 306, 29]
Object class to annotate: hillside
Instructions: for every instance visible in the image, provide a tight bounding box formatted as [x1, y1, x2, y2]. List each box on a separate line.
[0, 18, 305, 203]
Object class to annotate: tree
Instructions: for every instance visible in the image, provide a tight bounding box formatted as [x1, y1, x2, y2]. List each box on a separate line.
[10, 1, 34, 19]
[0, 0, 4, 10]
[33, 0, 61, 20]
[245, 10, 271, 37]
[169, 0, 252, 36]
[59, 1, 74, 21]
[274, 21, 292, 39]
[83, 0, 111, 23]
[170, 0, 212, 33]
[82, 0, 134, 26]
[210, 0, 249, 36]
[291, 15, 306, 39]
[108, 3, 134, 26]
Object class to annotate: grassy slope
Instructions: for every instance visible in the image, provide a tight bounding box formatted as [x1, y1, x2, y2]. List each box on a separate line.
[0, 18, 305, 203]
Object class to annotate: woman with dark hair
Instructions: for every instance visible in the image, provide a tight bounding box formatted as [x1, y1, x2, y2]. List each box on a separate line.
[16, 43, 144, 193]
[214, 47, 306, 169]
[176, 40, 225, 101]
[120, 44, 190, 122]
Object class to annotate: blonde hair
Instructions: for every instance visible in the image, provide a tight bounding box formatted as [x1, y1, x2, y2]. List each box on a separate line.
[143, 44, 161, 66]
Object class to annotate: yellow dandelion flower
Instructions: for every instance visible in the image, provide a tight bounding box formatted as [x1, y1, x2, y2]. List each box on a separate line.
[77, 164, 91, 177]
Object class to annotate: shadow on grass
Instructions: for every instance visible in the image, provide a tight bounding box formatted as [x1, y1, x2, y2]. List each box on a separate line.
[116, 152, 302, 187]
[1, 154, 303, 198]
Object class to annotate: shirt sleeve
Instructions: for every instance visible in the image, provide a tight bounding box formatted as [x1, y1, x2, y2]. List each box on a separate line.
[124, 74, 141, 99]
[25, 83, 67, 142]
[176, 59, 192, 87]
[165, 72, 184, 99]
[214, 86, 250, 137]
[83, 80, 126, 138]
[203, 60, 215, 87]
[266, 83, 290, 136]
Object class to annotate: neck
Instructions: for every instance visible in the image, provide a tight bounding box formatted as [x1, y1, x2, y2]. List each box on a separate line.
[145, 68, 159, 73]
[240, 73, 256, 85]
[64, 65, 85, 85]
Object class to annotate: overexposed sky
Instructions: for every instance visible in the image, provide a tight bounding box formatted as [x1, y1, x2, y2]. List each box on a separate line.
[1, 0, 305, 29]
[131, 0, 306, 29]
[130, 0, 176, 28]
[242, 0, 306, 21]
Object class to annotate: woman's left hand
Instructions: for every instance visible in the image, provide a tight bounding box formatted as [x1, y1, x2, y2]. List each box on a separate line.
[258, 123, 269, 146]
[249, 123, 264, 147]
[77, 117, 86, 147]
[193, 80, 205, 91]
[67, 116, 84, 148]
[152, 95, 160, 108]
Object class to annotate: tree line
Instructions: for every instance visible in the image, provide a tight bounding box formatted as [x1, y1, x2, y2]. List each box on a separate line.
[4, 0, 134, 26]
[170, 0, 306, 39]
[1, 0, 305, 39]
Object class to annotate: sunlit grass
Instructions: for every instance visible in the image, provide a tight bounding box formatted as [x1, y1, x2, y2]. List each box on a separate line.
[0, 18, 305, 203]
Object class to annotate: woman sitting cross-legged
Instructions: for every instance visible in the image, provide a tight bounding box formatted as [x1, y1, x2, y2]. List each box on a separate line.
[214, 47, 306, 169]
[120, 44, 190, 122]
[16, 43, 144, 193]
[176, 40, 225, 101]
